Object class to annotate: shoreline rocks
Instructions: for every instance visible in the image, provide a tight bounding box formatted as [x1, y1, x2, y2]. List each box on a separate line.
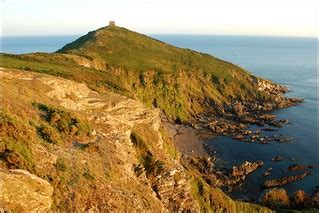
[263, 172, 311, 188]
[287, 164, 316, 172]
[262, 168, 273, 177]
[220, 160, 264, 187]
[271, 156, 284, 162]
[231, 161, 264, 178]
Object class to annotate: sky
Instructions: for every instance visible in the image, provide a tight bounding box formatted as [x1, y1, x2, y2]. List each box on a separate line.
[1, 0, 318, 37]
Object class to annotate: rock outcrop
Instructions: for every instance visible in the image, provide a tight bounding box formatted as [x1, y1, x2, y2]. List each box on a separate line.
[263, 172, 311, 188]
[0, 68, 272, 212]
[231, 160, 264, 178]
[0, 169, 53, 211]
[287, 164, 315, 172]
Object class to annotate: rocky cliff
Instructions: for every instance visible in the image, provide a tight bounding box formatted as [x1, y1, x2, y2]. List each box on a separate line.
[0, 68, 270, 212]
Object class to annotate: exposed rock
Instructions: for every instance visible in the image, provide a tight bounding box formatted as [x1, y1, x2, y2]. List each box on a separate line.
[232, 161, 264, 178]
[262, 168, 273, 177]
[183, 156, 220, 187]
[154, 167, 200, 211]
[263, 128, 277, 132]
[0, 69, 197, 212]
[263, 172, 311, 188]
[211, 161, 265, 187]
[0, 169, 53, 211]
[271, 156, 284, 162]
[287, 164, 315, 172]
[188, 156, 215, 174]
[259, 114, 276, 121]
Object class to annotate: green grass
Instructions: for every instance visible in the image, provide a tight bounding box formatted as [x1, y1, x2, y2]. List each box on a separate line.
[190, 177, 213, 212]
[159, 126, 179, 160]
[130, 131, 164, 178]
[0, 26, 274, 122]
[0, 109, 35, 169]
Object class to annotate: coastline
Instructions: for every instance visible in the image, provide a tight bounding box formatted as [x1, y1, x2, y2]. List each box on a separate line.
[165, 115, 319, 209]
[165, 122, 208, 157]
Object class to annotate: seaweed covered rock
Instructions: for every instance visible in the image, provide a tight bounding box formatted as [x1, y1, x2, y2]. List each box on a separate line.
[261, 188, 290, 209]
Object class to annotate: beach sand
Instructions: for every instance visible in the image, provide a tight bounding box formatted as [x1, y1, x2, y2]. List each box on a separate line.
[165, 123, 208, 157]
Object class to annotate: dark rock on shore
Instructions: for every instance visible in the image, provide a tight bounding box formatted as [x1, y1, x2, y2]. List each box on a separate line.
[271, 156, 284, 162]
[181, 156, 220, 187]
[232, 161, 264, 177]
[263, 128, 278, 132]
[197, 83, 303, 139]
[182, 156, 264, 190]
[263, 172, 311, 188]
[217, 161, 264, 187]
[262, 168, 273, 177]
[287, 164, 315, 172]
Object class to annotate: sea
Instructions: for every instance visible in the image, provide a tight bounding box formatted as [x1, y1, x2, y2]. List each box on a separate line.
[1, 34, 318, 201]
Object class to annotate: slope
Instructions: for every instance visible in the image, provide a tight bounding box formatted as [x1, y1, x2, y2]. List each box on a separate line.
[1, 25, 286, 123]
[0, 67, 270, 212]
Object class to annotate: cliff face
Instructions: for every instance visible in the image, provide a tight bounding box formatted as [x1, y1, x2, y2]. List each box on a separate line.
[0, 68, 270, 212]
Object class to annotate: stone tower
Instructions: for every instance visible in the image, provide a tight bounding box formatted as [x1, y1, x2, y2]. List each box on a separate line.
[109, 21, 115, 26]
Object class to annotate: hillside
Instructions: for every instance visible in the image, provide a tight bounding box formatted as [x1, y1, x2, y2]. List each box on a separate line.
[0, 68, 270, 212]
[0, 25, 301, 211]
[0, 25, 294, 123]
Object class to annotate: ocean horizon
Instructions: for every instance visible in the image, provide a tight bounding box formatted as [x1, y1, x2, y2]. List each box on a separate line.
[1, 34, 316, 54]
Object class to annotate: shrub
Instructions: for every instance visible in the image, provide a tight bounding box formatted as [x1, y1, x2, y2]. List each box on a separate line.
[0, 138, 34, 169]
[55, 158, 68, 172]
[141, 152, 165, 177]
[83, 169, 95, 180]
[33, 103, 92, 138]
[38, 124, 63, 145]
[261, 188, 290, 209]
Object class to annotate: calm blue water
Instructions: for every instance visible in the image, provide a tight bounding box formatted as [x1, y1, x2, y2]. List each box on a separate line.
[1, 35, 318, 200]
[0, 36, 79, 54]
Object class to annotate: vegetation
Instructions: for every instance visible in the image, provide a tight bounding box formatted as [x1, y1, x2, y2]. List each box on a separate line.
[0, 25, 274, 122]
[160, 126, 179, 160]
[0, 109, 35, 170]
[32, 102, 92, 145]
[130, 131, 164, 178]
[0, 26, 279, 211]
[262, 188, 291, 209]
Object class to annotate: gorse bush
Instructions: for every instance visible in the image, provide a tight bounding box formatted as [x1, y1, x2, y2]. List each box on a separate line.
[33, 102, 92, 137]
[38, 124, 63, 145]
[0, 109, 35, 170]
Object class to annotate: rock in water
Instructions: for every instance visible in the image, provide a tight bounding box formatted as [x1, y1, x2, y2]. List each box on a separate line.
[231, 160, 264, 177]
[262, 172, 311, 188]
[0, 169, 53, 211]
[287, 164, 315, 172]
